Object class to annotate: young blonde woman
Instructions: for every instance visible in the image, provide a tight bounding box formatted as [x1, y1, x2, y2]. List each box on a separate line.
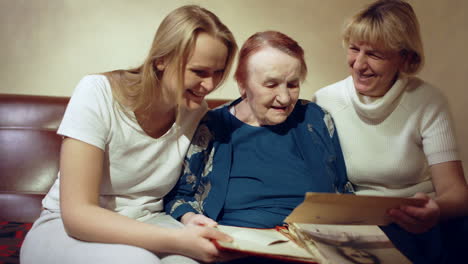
[20, 5, 237, 264]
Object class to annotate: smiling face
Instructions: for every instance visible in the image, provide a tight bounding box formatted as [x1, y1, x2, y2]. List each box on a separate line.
[159, 32, 228, 110]
[347, 41, 405, 97]
[236, 47, 301, 126]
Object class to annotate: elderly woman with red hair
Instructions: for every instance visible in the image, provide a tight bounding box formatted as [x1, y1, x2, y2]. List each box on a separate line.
[165, 31, 351, 232]
[165, 30, 351, 263]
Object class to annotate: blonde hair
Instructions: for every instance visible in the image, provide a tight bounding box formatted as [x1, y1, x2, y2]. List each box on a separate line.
[104, 5, 237, 123]
[342, 0, 424, 74]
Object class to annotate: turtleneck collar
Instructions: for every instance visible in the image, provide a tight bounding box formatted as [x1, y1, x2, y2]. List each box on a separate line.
[346, 75, 408, 121]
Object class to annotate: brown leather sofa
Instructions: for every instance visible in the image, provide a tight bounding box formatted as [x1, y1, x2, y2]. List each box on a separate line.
[0, 94, 69, 224]
[0, 93, 228, 263]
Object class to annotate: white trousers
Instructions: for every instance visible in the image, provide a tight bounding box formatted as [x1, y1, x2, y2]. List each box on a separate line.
[20, 210, 199, 264]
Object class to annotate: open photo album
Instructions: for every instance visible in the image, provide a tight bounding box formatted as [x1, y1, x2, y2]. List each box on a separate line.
[214, 192, 425, 263]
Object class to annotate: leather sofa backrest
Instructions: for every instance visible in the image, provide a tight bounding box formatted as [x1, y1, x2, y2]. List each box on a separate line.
[0, 94, 69, 222]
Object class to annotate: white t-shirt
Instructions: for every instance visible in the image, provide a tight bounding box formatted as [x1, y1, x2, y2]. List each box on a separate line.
[314, 75, 459, 197]
[42, 75, 208, 220]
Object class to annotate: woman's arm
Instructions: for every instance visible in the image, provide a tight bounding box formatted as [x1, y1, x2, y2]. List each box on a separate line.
[431, 160, 468, 219]
[59, 137, 230, 262]
[164, 156, 204, 220]
[389, 160, 468, 233]
[321, 109, 350, 193]
[165, 122, 215, 220]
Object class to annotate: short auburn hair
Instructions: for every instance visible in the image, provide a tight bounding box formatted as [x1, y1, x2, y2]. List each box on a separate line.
[234, 31, 307, 89]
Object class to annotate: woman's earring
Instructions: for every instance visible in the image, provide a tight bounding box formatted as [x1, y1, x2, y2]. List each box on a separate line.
[156, 63, 165, 71]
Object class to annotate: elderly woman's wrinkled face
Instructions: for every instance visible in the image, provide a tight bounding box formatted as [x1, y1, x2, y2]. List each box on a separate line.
[240, 47, 301, 126]
[347, 41, 405, 97]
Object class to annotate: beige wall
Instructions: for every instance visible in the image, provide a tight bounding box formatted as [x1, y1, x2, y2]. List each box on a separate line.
[1, 0, 467, 175]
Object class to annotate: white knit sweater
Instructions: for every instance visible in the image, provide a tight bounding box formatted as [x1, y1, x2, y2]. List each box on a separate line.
[314, 75, 459, 197]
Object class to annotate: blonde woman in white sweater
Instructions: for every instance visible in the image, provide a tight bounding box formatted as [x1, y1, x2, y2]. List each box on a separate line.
[314, 0, 468, 263]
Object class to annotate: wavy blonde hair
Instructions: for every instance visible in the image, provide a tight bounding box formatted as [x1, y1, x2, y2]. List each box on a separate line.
[342, 0, 424, 75]
[103, 5, 237, 124]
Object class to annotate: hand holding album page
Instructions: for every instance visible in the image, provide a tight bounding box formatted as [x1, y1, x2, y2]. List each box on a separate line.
[285, 192, 426, 225]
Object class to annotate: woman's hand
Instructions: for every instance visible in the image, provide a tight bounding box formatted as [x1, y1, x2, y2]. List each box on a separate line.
[388, 192, 440, 233]
[178, 213, 246, 262]
[181, 212, 218, 227]
[171, 224, 235, 262]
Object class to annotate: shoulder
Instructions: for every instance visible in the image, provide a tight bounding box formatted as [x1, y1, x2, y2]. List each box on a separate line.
[76, 74, 111, 91]
[59, 75, 114, 148]
[314, 77, 350, 97]
[192, 102, 231, 138]
[293, 100, 332, 128]
[186, 103, 232, 158]
[201, 99, 237, 124]
[295, 99, 326, 116]
[201, 104, 227, 124]
[289, 100, 337, 140]
[401, 76, 448, 111]
[313, 77, 352, 113]
[63, 75, 115, 132]
[300, 100, 336, 137]
[71, 74, 113, 103]
[79, 74, 109, 84]
[405, 76, 446, 100]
